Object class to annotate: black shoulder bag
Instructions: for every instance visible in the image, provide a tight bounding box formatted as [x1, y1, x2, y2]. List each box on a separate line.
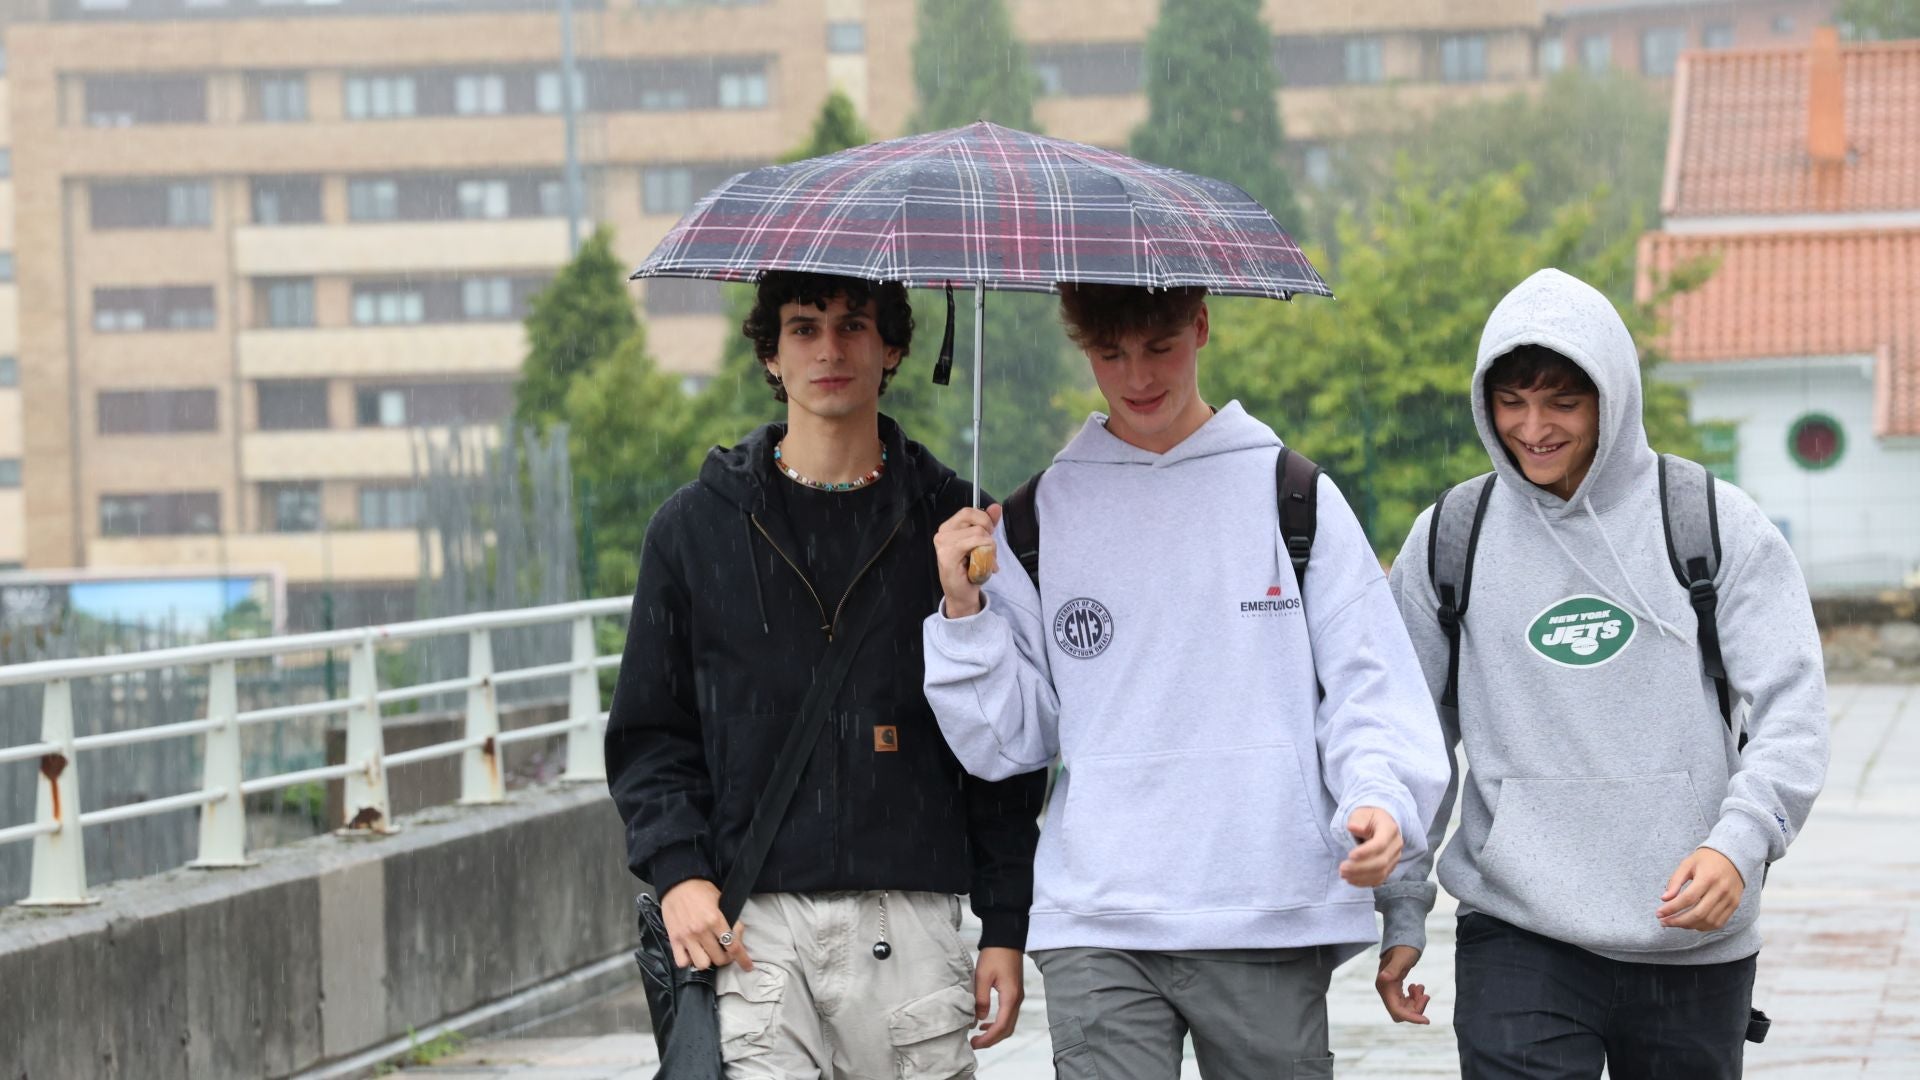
[632, 615, 876, 1077]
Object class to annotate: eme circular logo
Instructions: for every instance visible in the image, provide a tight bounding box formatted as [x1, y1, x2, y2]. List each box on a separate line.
[1527, 594, 1636, 668]
[1053, 598, 1114, 659]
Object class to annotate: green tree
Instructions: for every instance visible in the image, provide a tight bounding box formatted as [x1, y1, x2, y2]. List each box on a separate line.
[907, 0, 1038, 131]
[1131, 0, 1303, 232]
[514, 226, 639, 431]
[783, 89, 872, 163]
[563, 330, 701, 595]
[1840, 0, 1920, 38]
[1203, 169, 1707, 558]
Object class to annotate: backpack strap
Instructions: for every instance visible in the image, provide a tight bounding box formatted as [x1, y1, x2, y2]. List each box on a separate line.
[1427, 472, 1497, 716]
[1003, 469, 1045, 591]
[1276, 447, 1321, 600]
[1659, 453, 1738, 746]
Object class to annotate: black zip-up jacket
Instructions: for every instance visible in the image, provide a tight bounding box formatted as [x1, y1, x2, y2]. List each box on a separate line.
[605, 416, 1045, 950]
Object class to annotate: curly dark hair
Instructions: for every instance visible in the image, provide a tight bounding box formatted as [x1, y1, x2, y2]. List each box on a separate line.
[741, 272, 916, 402]
[1058, 282, 1207, 352]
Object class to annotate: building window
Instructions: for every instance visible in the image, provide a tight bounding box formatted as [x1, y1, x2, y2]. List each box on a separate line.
[93, 287, 217, 333]
[718, 70, 769, 109]
[0, 460, 19, 489]
[359, 485, 424, 529]
[456, 179, 511, 220]
[263, 482, 322, 533]
[259, 278, 315, 328]
[1788, 413, 1845, 471]
[1641, 27, 1687, 77]
[0, 253, 11, 283]
[252, 176, 324, 225]
[348, 179, 400, 222]
[645, 277, 727, 316]
[256, 380, 329, 430]
[1700, 421, 1739, 484]
[100, 492, 221, 537]
[826, 21, 866, 54]
[355, 381, 514, 427]
[1772, 16, 1796, 35]
[539, 179, 568, 217]
[0, 356, 16, 387]
[1302, 145, 1333, 189]
[352, 285, 425, 326]
[1581, 34, 1613, 73]
[642, 167, 695, 216]
[97, 388, 219, 435]
[461, 277, 513, 320]
[85, 75, 207, 126]
[0, 149, 10, 179]
[455, 74, 507, 116]
[90, 181, 213, 229]
[1539, 37, 1566, 74]
[536, 71, 585, 114]
[344, 75, 418, 120]
[1704, 23, 1736, 50]
[252, 74, 309, 122]
[1440, 35, 1488, 83]
[1344, 37, 1384, 84]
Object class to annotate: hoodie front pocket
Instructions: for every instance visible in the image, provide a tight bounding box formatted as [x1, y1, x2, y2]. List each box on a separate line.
[1055, 743, 1332, 915]
[1479, 772, 1711, 953]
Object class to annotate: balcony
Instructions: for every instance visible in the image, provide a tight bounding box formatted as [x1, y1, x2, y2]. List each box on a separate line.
[86, 528, 430, 584]
[238, 324, 529, 380]
[232, 220, 569, 277]
[243, 425, 500, 482]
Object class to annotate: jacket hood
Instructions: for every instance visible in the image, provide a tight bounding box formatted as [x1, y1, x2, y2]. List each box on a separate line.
[1053, 400, 1281, 468]
[1471, 269, 1656, 516]
[697, 413, 958, 516]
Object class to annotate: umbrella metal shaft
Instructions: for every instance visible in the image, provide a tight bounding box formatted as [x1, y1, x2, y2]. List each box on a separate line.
[972, 282, 984, 510]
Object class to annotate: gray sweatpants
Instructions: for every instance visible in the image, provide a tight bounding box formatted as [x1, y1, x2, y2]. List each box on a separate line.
[1034, 947, 1337, 1080]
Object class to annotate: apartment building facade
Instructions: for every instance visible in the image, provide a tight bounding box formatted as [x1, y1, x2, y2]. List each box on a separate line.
[6, 0, 1551, 623]
[1539, 0, 1835, 80]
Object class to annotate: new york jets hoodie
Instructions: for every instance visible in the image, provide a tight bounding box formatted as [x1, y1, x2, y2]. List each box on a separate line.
[923, 402, 1450, 954]
[1379, 269, 1830, 965]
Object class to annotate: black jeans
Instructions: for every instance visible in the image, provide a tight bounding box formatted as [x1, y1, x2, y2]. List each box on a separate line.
[1454, 913, 1757, 1080]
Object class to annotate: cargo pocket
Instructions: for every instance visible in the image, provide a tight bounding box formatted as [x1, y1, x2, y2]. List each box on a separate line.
[1291, 1054, 1335, 1079]
[715, 963, 786, 1062]
[888, 982, 977, 1078]
[1050, 1016, 1095, 1080]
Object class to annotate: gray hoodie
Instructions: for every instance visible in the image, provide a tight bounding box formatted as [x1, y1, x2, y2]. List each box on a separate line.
[1379, 269, 1830, 965]
[925, 403, 1449, 954]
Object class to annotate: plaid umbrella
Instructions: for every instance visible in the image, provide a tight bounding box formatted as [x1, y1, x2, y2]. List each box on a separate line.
[632, 121, 1331, 578]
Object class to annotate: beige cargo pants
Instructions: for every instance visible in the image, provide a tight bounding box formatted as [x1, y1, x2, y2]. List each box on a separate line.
[714, 890, 979, 1079]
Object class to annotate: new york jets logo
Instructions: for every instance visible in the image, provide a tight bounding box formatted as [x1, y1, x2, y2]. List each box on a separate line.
[1527, 595, 1635, 667]
[1053, 598, 1114, 659]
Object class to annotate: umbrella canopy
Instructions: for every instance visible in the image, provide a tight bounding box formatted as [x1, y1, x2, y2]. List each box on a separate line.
[631, 120, 1331, 301]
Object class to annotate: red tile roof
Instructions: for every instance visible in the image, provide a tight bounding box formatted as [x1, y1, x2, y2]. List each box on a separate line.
[1638, 229, 1920, 436]
[1663, 39, 1920, 217]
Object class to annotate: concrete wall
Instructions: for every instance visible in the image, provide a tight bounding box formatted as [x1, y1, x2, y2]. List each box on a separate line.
[0, 784, 637, 1080]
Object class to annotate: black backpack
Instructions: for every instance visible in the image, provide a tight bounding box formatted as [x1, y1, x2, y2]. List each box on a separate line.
[1000, 447, 1325, 604]
[1426, 453, 1739, 746]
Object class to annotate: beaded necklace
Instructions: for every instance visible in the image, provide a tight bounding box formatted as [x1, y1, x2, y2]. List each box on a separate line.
[774, 441, 888, 492]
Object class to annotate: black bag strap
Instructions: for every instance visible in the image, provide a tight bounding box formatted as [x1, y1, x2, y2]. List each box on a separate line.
[715, 615, 877, 924]
[1003, 469, 1045, 590]
[1658, 453, 1738, 746]
[1276, 447, 1321, 600]
[1427, 472, 1497, 713]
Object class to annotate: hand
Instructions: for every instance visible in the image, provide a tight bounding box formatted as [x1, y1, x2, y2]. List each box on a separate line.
[1658, 847, 1745, 932]
[972, 947, 1025, 1049]
[1375, 945, 1431, 1024]
[935, 505, 1003, 619]
[660, 879, 753, 972]
[1340, 807, 1404, 887]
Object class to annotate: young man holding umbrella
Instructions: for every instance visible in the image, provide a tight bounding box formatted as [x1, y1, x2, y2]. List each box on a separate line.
[606, 270, 1045, 1077]
[1374, 269, 1829, 1078]
[921, 282, 1451, 1078]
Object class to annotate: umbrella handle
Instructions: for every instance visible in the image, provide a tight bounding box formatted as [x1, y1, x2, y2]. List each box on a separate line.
[966, 543, 998, 586]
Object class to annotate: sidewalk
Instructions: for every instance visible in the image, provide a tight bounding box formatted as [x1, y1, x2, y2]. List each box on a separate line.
[404, 681, 1920, 1078]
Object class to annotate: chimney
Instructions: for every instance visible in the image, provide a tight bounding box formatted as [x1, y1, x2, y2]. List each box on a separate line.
[1807, 26, 1846, 165]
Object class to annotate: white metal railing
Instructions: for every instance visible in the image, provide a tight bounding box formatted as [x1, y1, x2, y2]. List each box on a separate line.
[0, 596, 631, 906]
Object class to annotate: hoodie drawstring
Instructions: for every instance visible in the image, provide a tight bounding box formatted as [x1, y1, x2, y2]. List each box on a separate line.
[744, 514, 770, 635]
[1527, 498, 1686, 639]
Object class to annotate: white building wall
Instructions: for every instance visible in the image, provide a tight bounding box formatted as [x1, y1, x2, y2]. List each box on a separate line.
[1667, 356, 1920, 592]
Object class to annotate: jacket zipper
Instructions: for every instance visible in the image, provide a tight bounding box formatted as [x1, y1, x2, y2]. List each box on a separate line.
[749, 512, 907, 641]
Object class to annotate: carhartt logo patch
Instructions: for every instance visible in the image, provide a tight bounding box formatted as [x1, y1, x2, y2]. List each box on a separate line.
[873, 725, 899, 752]
[1527, 595, 1635, 667]
[1054, 598, 1114, 659]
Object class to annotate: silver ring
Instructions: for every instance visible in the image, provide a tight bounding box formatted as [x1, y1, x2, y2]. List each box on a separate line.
[718, 931, 735, 947]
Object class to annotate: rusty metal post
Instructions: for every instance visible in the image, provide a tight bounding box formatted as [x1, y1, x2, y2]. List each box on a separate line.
[459, 629, 504, 804]
[562, 616, 605, 782]
[191, 660, 253, 868]
[22, 679, 98, 906]
[339, 636, 397, 835]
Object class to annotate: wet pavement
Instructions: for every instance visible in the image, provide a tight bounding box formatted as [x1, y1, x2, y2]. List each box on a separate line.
[400, 681, 1919, 1078]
